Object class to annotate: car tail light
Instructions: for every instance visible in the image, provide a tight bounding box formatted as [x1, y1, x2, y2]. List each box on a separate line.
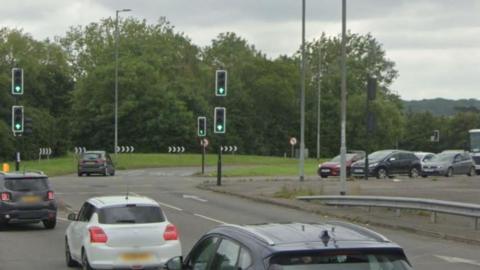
[163, 224, 179, 241]
[47, 191, 55, 200]
[1, 192, 10, 201]
[89, 226, 108, 243]
[96, 159, 106, 164]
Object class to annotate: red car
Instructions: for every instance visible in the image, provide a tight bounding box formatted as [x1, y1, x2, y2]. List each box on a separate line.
[318, 152, 365, 178]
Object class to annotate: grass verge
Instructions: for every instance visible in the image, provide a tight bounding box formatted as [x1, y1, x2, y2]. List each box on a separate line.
[1, 153, 325, 177]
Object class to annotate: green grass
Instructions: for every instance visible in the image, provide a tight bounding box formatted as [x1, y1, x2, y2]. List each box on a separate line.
[0, 153, 325, 177]
[207, 158, 326, 177]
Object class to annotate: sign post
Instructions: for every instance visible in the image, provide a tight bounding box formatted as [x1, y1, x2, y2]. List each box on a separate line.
[290, 137, 298, 158]
[200, 138, 209, 175]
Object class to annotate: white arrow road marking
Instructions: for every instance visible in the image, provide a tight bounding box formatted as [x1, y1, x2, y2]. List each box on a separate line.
[182, 194, 208, 202]
[435, 255, 480, 266]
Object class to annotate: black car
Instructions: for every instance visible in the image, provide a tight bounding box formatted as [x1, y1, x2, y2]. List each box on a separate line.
[164, 222, 413, 270]
[351, 150, 421, 179]
[0, 172, 57, 229]
[78, 150, 115, 176]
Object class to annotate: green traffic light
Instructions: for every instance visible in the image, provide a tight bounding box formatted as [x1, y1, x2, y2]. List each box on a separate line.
[15, 123, 21, 130]
[217, 124, 223, 131]
[200, 130, 205, 135]
[218, 88, 224, 94]
[15, 86, 21, 92]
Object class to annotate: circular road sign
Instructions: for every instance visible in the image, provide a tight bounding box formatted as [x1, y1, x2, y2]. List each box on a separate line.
[201, 138, 209, 147]
[290, 137, 298, 146]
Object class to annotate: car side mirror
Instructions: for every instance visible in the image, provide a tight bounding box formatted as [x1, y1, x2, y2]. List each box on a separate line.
[165, 256, 183, 270]
[67, 213, 77, 221]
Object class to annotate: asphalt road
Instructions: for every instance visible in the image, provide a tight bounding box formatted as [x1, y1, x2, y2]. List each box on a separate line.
[0, 167, 479, 270]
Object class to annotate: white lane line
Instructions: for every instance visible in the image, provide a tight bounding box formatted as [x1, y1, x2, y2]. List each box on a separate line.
[130, 192, 183, 212]
[435, 255, 480, 266]
[193, 213, 226, 224]
[57, 217, 69, 222]
[182, 194, 208, 202]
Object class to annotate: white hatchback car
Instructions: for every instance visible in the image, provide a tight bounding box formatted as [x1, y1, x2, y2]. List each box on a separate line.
[65, 195, 181, 270]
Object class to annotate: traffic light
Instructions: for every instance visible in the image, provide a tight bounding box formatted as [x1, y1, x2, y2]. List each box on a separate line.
[214, 107, 226, 134]
[11, 106, 24, 133]
[24, 117, 33, 135]
[215, 70, 227, 96]
[11, 68, 23, 95]
[198, 116, 207, 137]
[433, 130, 440, 142]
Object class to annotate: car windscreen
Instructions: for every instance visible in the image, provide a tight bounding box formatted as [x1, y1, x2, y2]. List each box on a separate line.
[98, 205, 165, 224]
[82, 153, 102, 160]
[269, 251, 412, 270]
[368, 150, 392, 161]
[331, 154, 357, 162]
[431, 153, 454, 162]
[4, 178, 49, 192]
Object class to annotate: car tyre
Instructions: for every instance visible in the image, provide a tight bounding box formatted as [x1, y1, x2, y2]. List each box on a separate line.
[43, 218, 56, 229]
[320, 175, 328, 178]
[376, 167, 388, 179]
[82, 249, 95, 270]
[78, 172, 82, 177]
[445, 167, 453, 177]
[110, 170, 115, 176]
[467, 166, 476, 176]
[65, 238, 79, 267]
[409, 167, 419, 178]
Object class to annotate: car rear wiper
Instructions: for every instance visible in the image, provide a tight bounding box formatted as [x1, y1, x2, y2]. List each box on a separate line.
[115, 219, 136, 223]
[16, 188, 32, 192]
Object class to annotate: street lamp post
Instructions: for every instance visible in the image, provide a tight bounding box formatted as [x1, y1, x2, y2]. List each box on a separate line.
[114, 8, 131, 160]
[339, 0, 347, 195]
[299, 0, 306, 181]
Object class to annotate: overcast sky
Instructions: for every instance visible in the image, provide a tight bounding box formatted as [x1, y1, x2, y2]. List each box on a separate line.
[1, 0, 479, 100]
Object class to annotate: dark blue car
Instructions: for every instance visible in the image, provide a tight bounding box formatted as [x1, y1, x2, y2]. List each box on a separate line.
[165, 222, 413, 270]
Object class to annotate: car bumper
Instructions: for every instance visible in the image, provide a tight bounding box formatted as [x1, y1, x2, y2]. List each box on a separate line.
[422, 169, 447, 176]
[78, 165, 107, 173]
[351, 167, 374, 177]
[0, 206, 57, 223]
[86, 241, 182, 269]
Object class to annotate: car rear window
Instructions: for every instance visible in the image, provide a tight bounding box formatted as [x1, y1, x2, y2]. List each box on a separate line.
[98, 205, 165, 224]
[4, 178, 49, 191]
[82, 153, 102, 160]
[269, 251, 412, 270]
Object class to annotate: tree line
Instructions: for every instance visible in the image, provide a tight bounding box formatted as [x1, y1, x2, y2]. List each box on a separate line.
[0, 18, 478, 161]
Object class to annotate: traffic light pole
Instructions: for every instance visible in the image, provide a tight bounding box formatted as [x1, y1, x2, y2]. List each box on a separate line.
[217, 145, 222, 186]
[201, 143, 205, 175]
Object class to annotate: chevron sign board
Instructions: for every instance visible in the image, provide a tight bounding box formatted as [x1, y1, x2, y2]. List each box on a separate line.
[221, 145, 238, 152]
[116, 145, 135, 153]
[74, 147, 87, 155]
[168, 146, 186, 153]
[39, 148, 52, 156]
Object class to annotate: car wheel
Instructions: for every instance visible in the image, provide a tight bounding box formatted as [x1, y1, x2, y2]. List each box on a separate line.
[43, 218, 56, 229]
[446, 167, 453, 177]
[82, 249, 94, 270]
[409, 167, 419, 178]
[320, 175, 328, 178]
[421, 174, 428, 178]
[467, 167, 476, 176]
[376, 168, 388, 179]
[110, 170, 115, 176]
[86, 173, 90, 176]
[65, 238, 79, 267]
[78, 172, 82, 177]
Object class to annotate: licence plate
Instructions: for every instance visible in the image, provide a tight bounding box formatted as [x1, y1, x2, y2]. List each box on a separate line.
[321, 169, 330, 172]
[121, 253, 152, 261]
[354, 169, 364, 173]
[21, 195, 41, 203]
[423, 168, 433, 172]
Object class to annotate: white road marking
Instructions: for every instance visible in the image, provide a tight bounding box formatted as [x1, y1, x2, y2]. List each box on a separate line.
[193, 213, 226, 224]
[182, 194, 208, 202]
[57, 217, 69, 222]
[130, 192, 183, 211]
[435, 255, 480, 266]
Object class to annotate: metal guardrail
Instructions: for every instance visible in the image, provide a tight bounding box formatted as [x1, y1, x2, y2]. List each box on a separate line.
[297, 195, 480, 230]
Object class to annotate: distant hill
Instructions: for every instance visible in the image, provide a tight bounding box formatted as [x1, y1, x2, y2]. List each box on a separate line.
[403, 98, 480, 116]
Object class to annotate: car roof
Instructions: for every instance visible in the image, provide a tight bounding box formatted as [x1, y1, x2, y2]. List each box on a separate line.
[87, 195, 159, 208]
[211, 222, 400, 252]
[0, 171, 47, 180]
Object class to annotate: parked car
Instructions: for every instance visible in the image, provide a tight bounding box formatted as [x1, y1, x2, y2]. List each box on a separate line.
[164, 222, 413, 270]
[317, 152, 365, 178]
[65, 195, 181, 270]
[0, 171, 57, 229]
[422, 150, 476, 177]
[78, 151, 115, 177]
[351, 150, 421, 179]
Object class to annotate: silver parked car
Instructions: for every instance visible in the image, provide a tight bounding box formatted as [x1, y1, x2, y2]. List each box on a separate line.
[422, 150, 476, 177]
